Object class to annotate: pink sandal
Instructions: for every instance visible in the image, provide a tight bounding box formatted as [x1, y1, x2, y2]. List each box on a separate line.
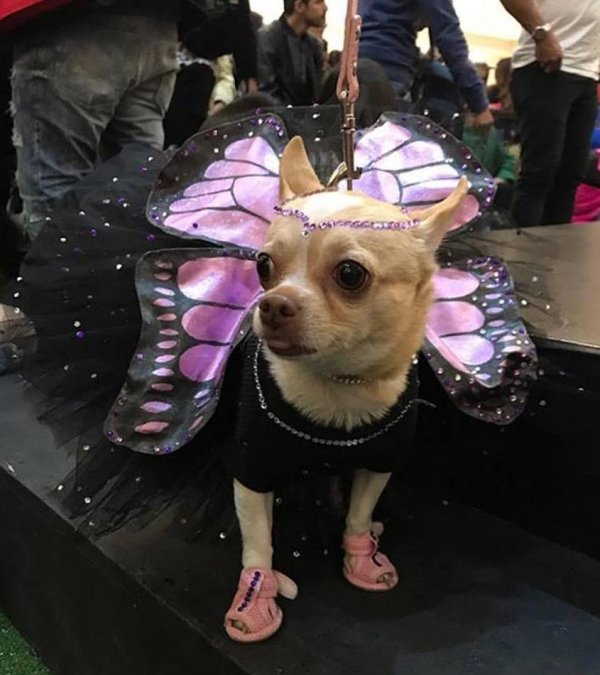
[224, 568, 297, 643]
[343, 524, 399, 592]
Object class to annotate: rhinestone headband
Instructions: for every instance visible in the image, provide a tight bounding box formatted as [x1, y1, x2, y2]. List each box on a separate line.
[273, 204, 421, 235]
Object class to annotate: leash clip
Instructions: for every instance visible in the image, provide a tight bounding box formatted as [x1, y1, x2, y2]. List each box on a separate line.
[333, 0, 362, 190]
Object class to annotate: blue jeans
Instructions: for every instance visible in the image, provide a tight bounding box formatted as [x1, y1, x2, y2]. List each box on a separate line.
[11, 12, 177, 239]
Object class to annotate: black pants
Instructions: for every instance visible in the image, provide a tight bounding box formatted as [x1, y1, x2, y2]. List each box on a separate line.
[511, 64, 597, 227]
[163, 63, 215, 147]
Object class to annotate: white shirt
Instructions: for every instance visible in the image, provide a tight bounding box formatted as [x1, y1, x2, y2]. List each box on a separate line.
[512, 0, 600, 80]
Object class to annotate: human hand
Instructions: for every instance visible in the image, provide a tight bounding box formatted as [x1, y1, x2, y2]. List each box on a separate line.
[535, 32, 562, 73]
[470, 108, 495, 133]
[240, 78, 258, 95]
[208, 100, 226, 116]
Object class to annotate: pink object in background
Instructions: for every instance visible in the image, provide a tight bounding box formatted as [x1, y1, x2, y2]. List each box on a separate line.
[573, 184, 600, 223]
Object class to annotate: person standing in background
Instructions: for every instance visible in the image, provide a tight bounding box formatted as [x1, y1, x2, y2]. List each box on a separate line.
[164, 0, 259, 146]
[256, 0, 327, 106]
[500, 0, 600, 226]
[475, 62, 491, 85]
[487, 58, 514, 113]
[10, 0, 179, 241]
[358, 0, 494, 130]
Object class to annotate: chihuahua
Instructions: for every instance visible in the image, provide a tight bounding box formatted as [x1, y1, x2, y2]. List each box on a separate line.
[224, 136, 468, 642]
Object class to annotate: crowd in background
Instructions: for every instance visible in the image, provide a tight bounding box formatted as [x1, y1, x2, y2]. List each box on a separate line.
[1, 0, 600, 286]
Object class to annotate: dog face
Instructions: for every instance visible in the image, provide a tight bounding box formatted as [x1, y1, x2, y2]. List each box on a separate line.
[253, 137, 468, 379]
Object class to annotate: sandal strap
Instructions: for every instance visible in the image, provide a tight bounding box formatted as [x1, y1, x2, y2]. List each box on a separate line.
[234, 568, 277, 615]
[343, 530, 379, 557]
[225, 568, 284, 640]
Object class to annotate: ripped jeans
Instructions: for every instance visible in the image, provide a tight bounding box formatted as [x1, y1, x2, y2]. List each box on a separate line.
[11, 11, 177, 239]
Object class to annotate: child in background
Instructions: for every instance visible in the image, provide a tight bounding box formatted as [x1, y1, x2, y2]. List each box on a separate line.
[462, 113, 516, 211]
[488, 58, 513, 113]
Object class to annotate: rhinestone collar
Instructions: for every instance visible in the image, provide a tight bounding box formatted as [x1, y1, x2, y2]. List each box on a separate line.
[253, 340, 422, 447]
[327, 374, 369, 385]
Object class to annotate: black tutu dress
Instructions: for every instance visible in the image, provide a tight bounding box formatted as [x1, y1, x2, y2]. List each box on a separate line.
[0, 106, 537, 552]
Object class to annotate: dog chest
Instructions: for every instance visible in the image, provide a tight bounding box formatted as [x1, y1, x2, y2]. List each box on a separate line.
[223, 336, 419, 493]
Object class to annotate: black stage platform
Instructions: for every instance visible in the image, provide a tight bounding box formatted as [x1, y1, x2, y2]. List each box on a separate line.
[453, 223, 600, 354]
[2, 223, 600, 674]
[2, 374, 600, 675]
[419, 223, 600, 562]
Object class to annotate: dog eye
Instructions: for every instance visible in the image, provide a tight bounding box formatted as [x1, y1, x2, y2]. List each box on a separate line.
[334, 260, 369, 291]
[256, 252, 273, 283]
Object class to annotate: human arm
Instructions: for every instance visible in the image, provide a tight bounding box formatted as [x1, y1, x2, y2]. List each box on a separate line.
[471, 109, 495, 132]
[420, 0, 490, 118]
[239, 78, 258, 95]
[209, 56, 237, 115]
[313, 37, 325, 81]
[230, 0, 259, 94]
[498, 0, 563, 72]
[256, 27, 286, 104]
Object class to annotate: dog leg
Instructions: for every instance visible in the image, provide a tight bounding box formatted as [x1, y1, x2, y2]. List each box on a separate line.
[226, 481, 297, 642]
[346, 468, 391, 535]
[234, 479, 273, 568]
[343, 469, 398, 590]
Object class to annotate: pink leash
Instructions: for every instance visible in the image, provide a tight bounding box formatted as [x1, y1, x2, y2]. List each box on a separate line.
[335, 0, 362, 190]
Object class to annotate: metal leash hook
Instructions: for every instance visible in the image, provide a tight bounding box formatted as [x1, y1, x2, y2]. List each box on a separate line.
[331, 0, 362, 190]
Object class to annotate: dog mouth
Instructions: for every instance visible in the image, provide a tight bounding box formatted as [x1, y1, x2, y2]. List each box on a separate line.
[264, 337, 317, 358]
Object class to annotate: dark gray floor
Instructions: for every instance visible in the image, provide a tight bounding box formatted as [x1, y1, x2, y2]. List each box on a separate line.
[2, 374, 600, 674]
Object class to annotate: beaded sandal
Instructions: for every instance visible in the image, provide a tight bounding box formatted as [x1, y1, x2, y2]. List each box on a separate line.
[343, 524, 399, 592]
[225, 568, 297, 643]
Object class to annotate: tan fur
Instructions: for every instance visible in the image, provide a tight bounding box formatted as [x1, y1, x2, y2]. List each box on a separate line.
[279, 136, 323, 201]
[254, 139, 468, 430]
[229, 137, 470, 638]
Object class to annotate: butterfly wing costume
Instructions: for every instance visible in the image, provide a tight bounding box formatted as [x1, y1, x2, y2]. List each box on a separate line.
[99, 111, 536, 457]
[0, 107, 537, 533]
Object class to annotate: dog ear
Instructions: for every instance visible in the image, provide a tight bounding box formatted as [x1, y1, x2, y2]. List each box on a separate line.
[412, 177, 469, 251]
[280, 136, 323, 201]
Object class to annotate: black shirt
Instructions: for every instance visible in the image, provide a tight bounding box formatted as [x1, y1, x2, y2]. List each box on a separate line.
[225, 337, 419, 493]
[256, 16, 324, 106]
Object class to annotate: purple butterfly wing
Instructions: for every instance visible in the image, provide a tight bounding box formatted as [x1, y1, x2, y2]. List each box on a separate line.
[105, 248, 263, 454]
[352, 113, 493, 235]
[147, 114, 288, 250]
[423, 257, 538, 424]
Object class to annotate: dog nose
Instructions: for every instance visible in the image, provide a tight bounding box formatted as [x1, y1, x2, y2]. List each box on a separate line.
[259, 294, 299, 327]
